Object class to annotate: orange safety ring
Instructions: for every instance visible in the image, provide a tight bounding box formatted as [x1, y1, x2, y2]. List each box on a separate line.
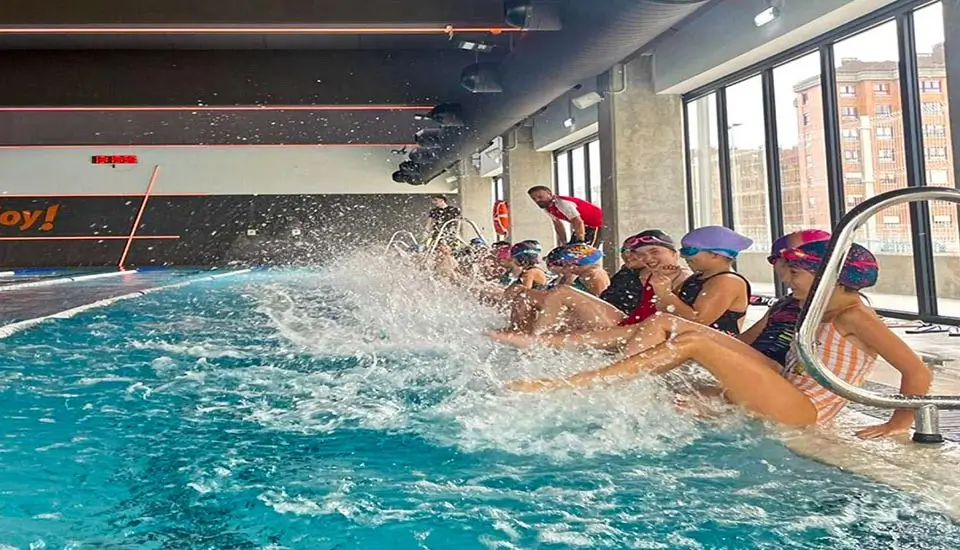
[493, 200, 510, 235]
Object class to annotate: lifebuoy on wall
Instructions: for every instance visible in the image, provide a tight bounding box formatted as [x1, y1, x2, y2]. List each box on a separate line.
[493, 200, 510, 235]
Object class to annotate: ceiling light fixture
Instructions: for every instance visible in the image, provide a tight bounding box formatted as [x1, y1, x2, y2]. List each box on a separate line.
[754, 6, 780, 27]
[571, 91, 603, 110]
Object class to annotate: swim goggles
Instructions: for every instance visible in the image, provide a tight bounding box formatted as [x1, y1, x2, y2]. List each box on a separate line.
[621, 233, 675, 252]
[679, 246, 740, 258]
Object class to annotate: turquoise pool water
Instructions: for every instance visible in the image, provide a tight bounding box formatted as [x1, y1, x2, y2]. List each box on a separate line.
[0, 260, 957, 549]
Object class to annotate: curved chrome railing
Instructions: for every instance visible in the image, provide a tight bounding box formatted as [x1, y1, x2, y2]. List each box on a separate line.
[795, 187, 960, 443]
[384, 231, 419, 254]
[426, 218, 485, 255]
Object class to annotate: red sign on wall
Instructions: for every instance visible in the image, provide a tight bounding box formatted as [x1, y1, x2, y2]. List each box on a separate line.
[91, 155, 139, 165]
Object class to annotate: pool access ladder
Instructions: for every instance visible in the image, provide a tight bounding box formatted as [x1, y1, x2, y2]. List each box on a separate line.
[384, 217, 487, 255]
[796, 187, 960, 444]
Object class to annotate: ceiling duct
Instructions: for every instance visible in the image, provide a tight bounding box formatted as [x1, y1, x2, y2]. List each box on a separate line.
[392, 167, 426, 185]
[415, 0, 708, 182]
[399, 160, 422, 173]
[409, 147, 439, 163]
[504, 0, 563, 31]
[460, 63, 503, 94]
[414, 128, 444, 148]
[428, 104, 465, 127]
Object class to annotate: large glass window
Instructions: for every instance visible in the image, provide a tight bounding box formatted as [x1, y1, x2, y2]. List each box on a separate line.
[725, 75, 773, 287]
[775, 52, 831, 239]
[911, 1, 957, 316]
[571, 146, 588, 199]
[589, 140, 602, 205]
[553, 139, 601, 204]
[683, 2, 958, 320]
[832, 20, 918, 312]
[686, 94, 722, 229]
[491, 176, 505, 207]
[555, 150, 570, 195]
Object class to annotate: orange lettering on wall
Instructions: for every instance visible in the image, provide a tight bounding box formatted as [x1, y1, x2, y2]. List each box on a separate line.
[0, 204, 61, 232]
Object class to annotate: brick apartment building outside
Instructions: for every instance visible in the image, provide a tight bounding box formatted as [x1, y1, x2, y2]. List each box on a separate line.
[790, 43, 953, 253]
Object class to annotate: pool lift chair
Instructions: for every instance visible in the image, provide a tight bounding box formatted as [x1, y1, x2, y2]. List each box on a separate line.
[796, 187, 960, 444]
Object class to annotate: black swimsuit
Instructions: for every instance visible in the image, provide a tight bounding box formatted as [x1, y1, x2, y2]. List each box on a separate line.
[676, 272, 751, 335]
[600, 267, 645, 313]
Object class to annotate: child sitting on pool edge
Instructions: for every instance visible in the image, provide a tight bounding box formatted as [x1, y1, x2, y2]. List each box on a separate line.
[506, 240, 932, 439]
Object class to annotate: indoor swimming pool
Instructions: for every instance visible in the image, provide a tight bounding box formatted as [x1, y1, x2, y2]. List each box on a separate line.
[0, 259, 958, 549]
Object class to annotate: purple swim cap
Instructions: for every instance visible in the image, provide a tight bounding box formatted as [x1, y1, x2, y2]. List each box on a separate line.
[680, 226, 753, 259]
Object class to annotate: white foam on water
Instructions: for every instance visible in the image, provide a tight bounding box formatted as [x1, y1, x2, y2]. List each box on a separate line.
[183, 253, 708, 462]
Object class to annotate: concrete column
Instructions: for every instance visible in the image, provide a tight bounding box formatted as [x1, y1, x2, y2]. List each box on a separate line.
[503, 126, 557, 248]
[455, 160, 495, 243]
[598, 55, 688, 271]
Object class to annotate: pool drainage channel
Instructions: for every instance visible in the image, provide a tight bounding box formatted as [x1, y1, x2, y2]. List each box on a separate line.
[0, 269, 252, 339]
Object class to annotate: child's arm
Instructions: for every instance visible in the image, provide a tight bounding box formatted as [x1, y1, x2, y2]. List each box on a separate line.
[738, 310, 771, 346]
[837, 307, 933, 439]
[518, 269, 537, 290]
[656, 274, 744, 327]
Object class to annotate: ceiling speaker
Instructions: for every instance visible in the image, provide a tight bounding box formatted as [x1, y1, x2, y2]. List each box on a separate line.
[504, 0, 562, 31]
[460, 63, 503, 94]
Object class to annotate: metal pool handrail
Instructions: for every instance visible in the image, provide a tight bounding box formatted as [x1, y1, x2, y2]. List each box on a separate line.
[426, 217, 485, 255]
[795, 187, 960, 444]
[384, 231, 419, 254]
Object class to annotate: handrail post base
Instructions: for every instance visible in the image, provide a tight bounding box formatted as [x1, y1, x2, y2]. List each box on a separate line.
[912, 404, 944, 444]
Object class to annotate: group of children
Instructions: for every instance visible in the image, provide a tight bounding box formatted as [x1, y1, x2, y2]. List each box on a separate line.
[414, 225, 932, 439]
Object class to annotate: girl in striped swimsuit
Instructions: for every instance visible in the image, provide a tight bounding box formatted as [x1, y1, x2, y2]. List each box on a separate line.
[509, 240, 932, 438]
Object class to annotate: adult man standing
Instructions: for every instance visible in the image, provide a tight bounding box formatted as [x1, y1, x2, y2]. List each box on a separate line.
[424, 195, 462, 246]
[527, 186, 603, 246]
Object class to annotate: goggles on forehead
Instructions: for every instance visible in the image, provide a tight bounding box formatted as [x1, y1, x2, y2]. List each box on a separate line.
[621, 234, 674, 253]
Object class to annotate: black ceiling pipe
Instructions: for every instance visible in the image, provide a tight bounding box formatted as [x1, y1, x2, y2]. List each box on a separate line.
[414, 0, 708, 182]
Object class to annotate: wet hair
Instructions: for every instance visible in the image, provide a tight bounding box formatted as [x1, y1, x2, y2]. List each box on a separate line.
[430, 195, 447, 202]
[526, 185, 553, 195]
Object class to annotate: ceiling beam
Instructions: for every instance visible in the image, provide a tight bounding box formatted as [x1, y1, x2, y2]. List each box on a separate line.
[0, 50, 480, 107]
[0, 0, 510, 27]
[0, 110, 427, 145]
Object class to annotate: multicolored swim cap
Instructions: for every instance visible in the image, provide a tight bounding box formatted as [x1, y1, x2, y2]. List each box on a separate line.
[680, 226, 753, 259]
[621, 229, 675, 252]
[782, 240, 879, 290]
[546, 244, 604, 267]
[510, 240, 542, 259]
[768, 229, 831, 264]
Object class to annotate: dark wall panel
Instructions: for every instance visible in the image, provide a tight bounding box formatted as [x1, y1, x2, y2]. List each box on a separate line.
[0, 194, 439, 268]
[0, 196, 138, 235]
[0, 110, 425, 145]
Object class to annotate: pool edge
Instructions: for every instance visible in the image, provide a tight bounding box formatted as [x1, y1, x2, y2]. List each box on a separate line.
[781, 410, 960, 521]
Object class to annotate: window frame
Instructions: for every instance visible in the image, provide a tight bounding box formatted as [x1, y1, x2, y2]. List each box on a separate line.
[552, 136, 601, 204]
[681, 0, 949, 322]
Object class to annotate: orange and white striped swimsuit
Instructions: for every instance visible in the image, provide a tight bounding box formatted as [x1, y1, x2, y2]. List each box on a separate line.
[781, 322, 877, 423]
